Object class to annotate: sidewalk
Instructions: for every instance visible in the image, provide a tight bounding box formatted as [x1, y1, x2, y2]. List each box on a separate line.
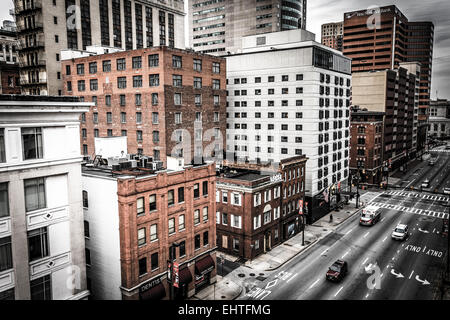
[244, 201, 364, 271]
[190, 275, 242, 300]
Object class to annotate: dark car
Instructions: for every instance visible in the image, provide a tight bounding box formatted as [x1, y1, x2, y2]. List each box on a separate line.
[326, 260, 348, 282]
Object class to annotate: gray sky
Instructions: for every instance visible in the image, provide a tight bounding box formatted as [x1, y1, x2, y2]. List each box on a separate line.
[2, 0, 449, 99]
[307, 0, 450, 100]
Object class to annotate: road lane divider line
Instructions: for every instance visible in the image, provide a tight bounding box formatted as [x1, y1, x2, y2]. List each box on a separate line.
[320, 248, 328, 256]
[362, 257, 369, 265]
[382, 236, 388, 242]
[342, 250, 350, 259]
[409, 270, 414, 279]
[334, 286, 344, 297]
[363, 232, 370, 238]
[308, 279, 320, 289]
[286, 273, 298, 283]
[345, 228, 354, 236]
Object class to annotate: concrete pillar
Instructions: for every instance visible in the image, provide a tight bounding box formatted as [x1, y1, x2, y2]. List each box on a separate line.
[2, 43, 6, 61]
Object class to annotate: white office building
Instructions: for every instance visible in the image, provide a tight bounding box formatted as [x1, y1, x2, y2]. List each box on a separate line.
[0, 95, 91, 300]
[225, 29, 352, 221]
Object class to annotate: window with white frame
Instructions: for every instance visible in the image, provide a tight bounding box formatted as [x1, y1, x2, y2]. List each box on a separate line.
[137, 197, 144, 215]
[274, 186, 280, 198]
[255, 240, 259, 250]
[194, 209, 200, 225]
[231, 192, 241, 206]
[264, 210, 271, 224]
[168, 218, 175, 234]
[150, 224, 158, 241]
[264, 189, 271, 203]
[230, 214, 242, 229]
[222, 191, 228, 203]
[274, 207, 280, 220]
[254, 193, 261, 206]
[202, 207, 208, 222]
[138, 228, 146, 246]
[216, 190, 220, 202]
[216, 211, 220, 224]
[179, 214, 185, 231]
[253, 215, 261, 230]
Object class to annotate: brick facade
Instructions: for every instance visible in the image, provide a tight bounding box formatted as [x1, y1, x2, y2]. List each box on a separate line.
[116, 162, 217, 300]
[216, 156, 307, 260]
[62, 46, 226, 166]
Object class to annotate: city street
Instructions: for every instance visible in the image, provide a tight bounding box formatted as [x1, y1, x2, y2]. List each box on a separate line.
[237, 147, 449, 300]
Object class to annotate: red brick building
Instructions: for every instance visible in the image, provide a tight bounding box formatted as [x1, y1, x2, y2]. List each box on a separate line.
[215, 156, 307, 260]
[82, 158, 217, 300]
[0, 62, 21, 94]
[62, 46, 227, 166]
[349, 109, 385, 185]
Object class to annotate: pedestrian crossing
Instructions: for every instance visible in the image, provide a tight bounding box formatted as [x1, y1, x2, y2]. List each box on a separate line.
[385, 190, 449, 202]
[369, 201, 449, 220]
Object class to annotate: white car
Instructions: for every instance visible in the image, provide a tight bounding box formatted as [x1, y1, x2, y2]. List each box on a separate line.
[421, 179, 430, 188]
[444, 187, 450, 195]
[392, 224, 408, 241]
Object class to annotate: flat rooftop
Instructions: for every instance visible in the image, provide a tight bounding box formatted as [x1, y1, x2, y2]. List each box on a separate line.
[0, 94, 80, 103]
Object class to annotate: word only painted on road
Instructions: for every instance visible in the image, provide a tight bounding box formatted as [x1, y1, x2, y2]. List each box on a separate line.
[404, 245, 443, 258]
[245, 271, 298, 300]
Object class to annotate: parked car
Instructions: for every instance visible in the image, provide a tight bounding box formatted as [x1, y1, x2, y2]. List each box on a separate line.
[422, 179, 430, 188]
[428, 159, 435, 166]
[326, 260, 348, 282]
[392, 224, 409, 241]
[446, 144, 450, 150]
[444, 187, 450, 195]
[360, 205, 382, 226]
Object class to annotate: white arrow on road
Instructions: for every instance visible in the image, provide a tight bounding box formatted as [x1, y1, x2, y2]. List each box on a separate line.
[415, 275, 430, 285]
[418, 228, 429, 234]
[390, 269, 404, 278]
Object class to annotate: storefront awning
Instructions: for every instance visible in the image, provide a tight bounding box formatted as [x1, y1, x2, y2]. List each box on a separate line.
[140, 282, 166, 300]
[195, 255, 215, 275]
[179, 267, 193, 285]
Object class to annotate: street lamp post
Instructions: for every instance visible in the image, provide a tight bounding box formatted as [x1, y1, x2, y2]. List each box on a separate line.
[168, 242, 180, 301]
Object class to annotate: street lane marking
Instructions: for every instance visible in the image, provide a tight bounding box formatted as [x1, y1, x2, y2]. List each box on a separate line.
[334, 286, 344, 297]
[409, 270, 414, 279]
[308, 279, 320, 289]
[362, 257, 369, 265]
[363, 232, 370, 238]
[381, 217, 386, 222]
[342, 250, 350, 259]
[320, 249, 328, 256]
[345, 228, 354, 235]
[382, 236, 388, 242]
[286, 273, 298, 283]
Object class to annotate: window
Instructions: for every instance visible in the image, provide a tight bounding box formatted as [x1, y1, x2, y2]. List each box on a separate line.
[149, 74, 159, 87]
[78, 80, 86, 92]
[179, 215, 185, 231]
[174, 93, 182, 105]
[116, 58, 126, 71]
[107, 112, 112, 124]
[146, 54, 158, 69]
[67, 81, 72, 92]
[193, 59, 202, 71]
[179, 241, 186, 257]
[30, 275, 51, 300]
[194, 77, 202, 89]
[282, 75, 289, 81]
[173, 75, 182, 87]
[103, 60, 111, 72]
[89, 62, 97, 74]
[0, 236, 12, 272]
[0, 183, 8, 218]
[77, 64, 84, 75]
[264, 210, 271, 224]
[149, 194, 156, 211]
[202, 181, 208, 196]
[203, 207, 208, 222]
[195, 234, 201, 250]
[194, 209, 200, 225]
[136, 112, 142, 124]
[0, 129, 5, 163]
[151, 252, 159, 270]
[117, 77, 127, 89]
[93, 113, 98, 123]
[172, 55, 182, 68]
[85, 248, 91, 265]
[139, 257, 147, 276]
[194, 183, 200, 198]
[132, 56, 142, 69]
[212, 62, 220, 73]
[28, 227, 48, 262]
[24, 178, 46, 212]
[168, 218, 175, 234]
[152, 131, 159, 143]
[168, 190, 174, 206]
[133, 76, 143, 88]
[120, 95, 126, 106]
[152, 112, 159, 124]
[138, 228, 146, 246]
[231, 193, 241, 206]
[152, 93, 158, 105]
[150, 224, 158, 241]
[222, 191, 228, 203]
[135, 94, 142, 106]
[203, 231, 209, 246]
[212, 79, 220, 90]
[254, 215, 261, 230]
[233, 238, 239, 252]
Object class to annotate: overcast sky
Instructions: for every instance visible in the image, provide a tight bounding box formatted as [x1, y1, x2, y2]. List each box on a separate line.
[1, 0, 449, 99]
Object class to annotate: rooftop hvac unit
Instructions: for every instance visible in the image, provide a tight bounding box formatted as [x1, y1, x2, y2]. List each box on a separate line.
[145, 162, 154, 169]
[112, 164, 121, 171]
[130, 160, 137, 168]
[154, 161, 164, 170]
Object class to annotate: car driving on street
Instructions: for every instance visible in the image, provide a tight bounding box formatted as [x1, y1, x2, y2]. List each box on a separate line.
[444, 187, 450, 195]
[421, 179, 430, 188]
[391, 224, 409, 241]
[326, 260, 348, 282]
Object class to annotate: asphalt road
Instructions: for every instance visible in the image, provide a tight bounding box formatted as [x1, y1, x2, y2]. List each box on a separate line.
[240, 151, 449, 300]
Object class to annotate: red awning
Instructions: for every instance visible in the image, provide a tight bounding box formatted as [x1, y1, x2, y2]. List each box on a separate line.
[140, 282, 166, 300]
[195, 255, 215, 275]
[179, 267, 193, 285]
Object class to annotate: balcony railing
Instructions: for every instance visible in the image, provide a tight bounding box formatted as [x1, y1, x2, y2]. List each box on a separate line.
[20, 78, 47, 86]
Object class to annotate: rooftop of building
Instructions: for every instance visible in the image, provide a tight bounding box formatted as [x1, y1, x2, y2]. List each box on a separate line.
[351, 106, 385, 116]
[0, 94, 80, 103]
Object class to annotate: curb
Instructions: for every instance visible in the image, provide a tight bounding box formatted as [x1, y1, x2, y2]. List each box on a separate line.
[260, 206, 365, 272]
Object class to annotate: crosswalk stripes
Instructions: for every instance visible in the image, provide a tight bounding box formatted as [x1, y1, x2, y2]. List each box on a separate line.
[384, 190, 449, 202]
[369, 201, 449, 220]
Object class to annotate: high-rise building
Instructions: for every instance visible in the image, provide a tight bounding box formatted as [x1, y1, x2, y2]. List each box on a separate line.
[13, 0, 186, 96]
[81, 157, 217, 300]
[351, 63, 420, 176]
[188, 0, 307, 55]
[343, 5, 434, 152]
[225, 29, 352, 222]
[61, 46, 227, 167]
[321, 22, 343, 51]
[0, 94, 91, 300]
